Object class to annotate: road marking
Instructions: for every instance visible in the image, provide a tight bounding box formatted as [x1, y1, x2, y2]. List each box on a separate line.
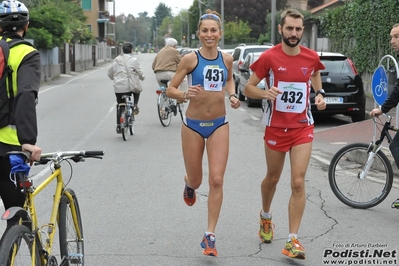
[311, 154, 331, 165]
[39, 67, 107, 94]
[330, 142, 348, 145]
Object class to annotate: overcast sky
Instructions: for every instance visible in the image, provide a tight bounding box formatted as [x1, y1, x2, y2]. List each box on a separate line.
[113, 0, 193, 17]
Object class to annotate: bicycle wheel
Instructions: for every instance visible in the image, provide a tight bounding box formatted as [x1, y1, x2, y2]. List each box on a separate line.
[129, 114, 134, 135]
[121, 109, 129, 141]
[0, 224, 41, 266]
[328, 143, 393, 209]
[59, 188, 84, 266]
[157, 93, 172, 127]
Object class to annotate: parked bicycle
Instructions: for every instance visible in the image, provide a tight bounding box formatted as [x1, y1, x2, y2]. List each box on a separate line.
[328, 114, 397, 209]
[118, 95, 134, 140]
[156, 79, 185, 127]
[0, 149, 104, 266]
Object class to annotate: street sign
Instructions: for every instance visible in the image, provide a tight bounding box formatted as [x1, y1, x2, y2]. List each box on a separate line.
[372, 65, 388, 106]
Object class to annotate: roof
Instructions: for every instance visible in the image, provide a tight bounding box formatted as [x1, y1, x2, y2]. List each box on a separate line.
[310, 0, 343, 15]
[317, 51, 345, 57]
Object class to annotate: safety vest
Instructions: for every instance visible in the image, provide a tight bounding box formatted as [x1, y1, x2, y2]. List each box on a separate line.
[0, 39, 36, 146]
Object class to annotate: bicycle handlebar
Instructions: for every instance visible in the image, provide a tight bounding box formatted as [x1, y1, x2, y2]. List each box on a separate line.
[35, 150, 105, 165]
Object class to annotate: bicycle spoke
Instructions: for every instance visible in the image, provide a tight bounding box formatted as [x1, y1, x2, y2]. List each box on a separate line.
[329, 143, 393, 208]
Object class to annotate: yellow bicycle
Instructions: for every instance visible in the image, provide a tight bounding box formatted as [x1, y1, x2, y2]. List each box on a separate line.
[0, 150, 104, 266]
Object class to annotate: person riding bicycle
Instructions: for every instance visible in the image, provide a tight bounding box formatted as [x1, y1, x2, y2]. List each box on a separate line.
[0, 0, 42, 238]
[108, 42, 144, 134]
[152, 38, 188, 95]
[370, 23, 399, 208]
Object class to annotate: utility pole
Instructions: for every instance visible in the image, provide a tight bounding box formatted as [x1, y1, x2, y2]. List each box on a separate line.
[271, 0, 276, 44]
[220, 0, 224, 48]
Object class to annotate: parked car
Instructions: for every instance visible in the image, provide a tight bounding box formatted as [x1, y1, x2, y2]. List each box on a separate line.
[177, 47, 195, 57]
[220, 48, 234, 55]
[237, 52, 266, 107]
[232, 44, 273, 94]
[311, 52, 366, 122]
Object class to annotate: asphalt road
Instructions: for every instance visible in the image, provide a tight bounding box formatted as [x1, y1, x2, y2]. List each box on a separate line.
[0, 53, 398, 266]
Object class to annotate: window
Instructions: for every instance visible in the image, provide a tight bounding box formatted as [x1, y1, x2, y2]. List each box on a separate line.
[81, 0, 91, 10]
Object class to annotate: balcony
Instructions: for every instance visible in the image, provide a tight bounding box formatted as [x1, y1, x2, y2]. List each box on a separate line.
[97, 10, 110, 23]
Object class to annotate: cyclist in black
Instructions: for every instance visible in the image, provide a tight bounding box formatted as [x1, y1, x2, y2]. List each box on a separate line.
[0, 0, 42, 238]
[369, 23, 399, 208]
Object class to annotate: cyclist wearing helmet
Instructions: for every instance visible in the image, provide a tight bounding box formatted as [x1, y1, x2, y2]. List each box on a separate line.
[0, 0, 42, 237]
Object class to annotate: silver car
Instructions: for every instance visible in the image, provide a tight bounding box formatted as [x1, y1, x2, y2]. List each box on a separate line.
[232, 44, 273, 94]
[237, 52, 267, 107]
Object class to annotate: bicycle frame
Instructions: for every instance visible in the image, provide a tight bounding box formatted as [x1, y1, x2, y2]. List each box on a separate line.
[359, 116, 398, 180]
[3, 166, 79, 265]
[1, 150, 103, 265]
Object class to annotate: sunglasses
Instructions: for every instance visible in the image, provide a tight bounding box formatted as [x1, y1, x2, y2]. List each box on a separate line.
[200, 14, 220, 21]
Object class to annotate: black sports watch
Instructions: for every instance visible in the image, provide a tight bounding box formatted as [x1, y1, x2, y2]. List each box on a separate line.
[315, 89, 325, 98]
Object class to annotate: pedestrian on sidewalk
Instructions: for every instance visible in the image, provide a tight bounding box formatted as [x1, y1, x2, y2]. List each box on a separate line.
[244, 8, 326, 260]
[369, 23, 399, 208]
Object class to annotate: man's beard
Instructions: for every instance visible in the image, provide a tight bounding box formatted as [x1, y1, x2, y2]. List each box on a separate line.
[282, 35, 301, 48]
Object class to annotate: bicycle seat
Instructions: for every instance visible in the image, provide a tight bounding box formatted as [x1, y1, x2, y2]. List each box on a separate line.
[160, 79, 169, 86]
[121, 95, 131, 100]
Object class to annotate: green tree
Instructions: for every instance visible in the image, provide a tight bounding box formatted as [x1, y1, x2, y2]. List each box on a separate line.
[319, 0, 398, 73]
[224, 20, 252, 44]
[26, 0, 93, 49]
[214, 0, 288, 39]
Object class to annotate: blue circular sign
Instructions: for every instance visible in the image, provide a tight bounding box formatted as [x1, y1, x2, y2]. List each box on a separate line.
[372, 65, 388, 106]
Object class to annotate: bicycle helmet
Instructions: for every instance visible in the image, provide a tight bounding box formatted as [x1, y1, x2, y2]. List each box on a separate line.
[0, 0, 29, 32]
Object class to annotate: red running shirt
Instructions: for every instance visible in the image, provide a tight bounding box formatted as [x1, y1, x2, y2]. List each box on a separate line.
[250, 44, 325, 128]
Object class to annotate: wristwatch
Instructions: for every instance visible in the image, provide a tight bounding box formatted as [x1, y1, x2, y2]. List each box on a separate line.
[229, 94, 238, 100]
[315, 89, 326, 98]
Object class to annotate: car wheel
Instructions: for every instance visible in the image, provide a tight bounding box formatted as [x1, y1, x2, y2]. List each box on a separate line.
[351, 112, 366, 123]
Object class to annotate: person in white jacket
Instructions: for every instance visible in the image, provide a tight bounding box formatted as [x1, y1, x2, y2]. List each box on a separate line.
[108, 42, 145, 133]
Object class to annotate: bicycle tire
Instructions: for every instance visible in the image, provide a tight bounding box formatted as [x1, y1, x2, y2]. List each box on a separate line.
[121, 109, 129, 141]
[0, 224, 41, 266]
[59, 188, 84, 266]
[328, 143, 393, 209]
[129, 114, 134, 135]
[157, 93, 172, 127]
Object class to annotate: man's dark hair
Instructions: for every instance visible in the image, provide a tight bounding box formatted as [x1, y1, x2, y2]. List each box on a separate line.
[122, 42, 133, 54]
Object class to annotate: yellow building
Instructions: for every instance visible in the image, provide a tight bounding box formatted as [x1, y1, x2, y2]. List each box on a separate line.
[81, 0, 116, 46]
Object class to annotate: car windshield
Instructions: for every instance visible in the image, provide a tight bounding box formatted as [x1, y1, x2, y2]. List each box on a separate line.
[321, 59, 351, 74]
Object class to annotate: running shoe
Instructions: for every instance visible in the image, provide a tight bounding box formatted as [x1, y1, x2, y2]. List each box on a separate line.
[183, 183, 196, 206]
[392, 198, 399, 209]
[200, 233, 218, 257]
[116, 125, 121, 134]
[259, 211, 274, 243]
[282, 236, 305, 259]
